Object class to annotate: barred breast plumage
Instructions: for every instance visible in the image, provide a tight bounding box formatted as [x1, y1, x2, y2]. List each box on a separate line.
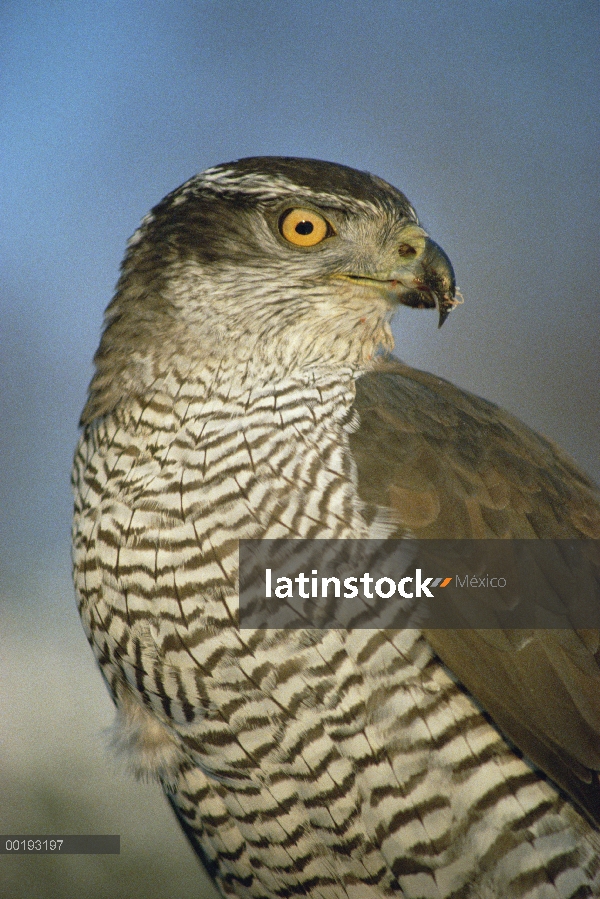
[72, 157, 600, 898]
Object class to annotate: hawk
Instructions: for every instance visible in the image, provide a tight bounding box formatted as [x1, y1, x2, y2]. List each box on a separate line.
[72, 158, 600, 898]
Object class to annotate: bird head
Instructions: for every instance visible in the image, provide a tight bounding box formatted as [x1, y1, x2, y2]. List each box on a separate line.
[83, 157, 458, 422]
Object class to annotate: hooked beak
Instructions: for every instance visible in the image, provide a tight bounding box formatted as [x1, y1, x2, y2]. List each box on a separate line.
[389, 237, 458, 328]
[341, 234, 460, 328]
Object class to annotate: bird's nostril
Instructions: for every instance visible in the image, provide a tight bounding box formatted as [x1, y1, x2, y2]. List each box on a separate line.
[398, 243, 418, 257]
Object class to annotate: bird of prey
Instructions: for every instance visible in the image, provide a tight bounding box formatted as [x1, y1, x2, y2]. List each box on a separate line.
[72, 157, 600, 898]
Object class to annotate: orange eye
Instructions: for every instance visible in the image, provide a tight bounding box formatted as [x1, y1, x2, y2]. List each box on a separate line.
[279, 208, 331, 246]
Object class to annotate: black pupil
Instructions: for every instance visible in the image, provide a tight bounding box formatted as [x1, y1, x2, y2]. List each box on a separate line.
[295, 220, 314, 235]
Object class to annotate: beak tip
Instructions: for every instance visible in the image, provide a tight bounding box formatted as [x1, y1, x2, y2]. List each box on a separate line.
[437, 306, 450, 329]
[437, 286, 463, 328]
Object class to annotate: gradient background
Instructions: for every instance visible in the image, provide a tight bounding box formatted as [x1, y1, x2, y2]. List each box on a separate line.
[1, 2, 598, 897]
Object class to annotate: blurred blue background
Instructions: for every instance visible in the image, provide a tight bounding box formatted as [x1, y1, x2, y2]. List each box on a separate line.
[1, 2, 598, 897]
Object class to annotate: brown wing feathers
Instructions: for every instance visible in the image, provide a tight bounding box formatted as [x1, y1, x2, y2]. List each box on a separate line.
[351, 359, 600, 824]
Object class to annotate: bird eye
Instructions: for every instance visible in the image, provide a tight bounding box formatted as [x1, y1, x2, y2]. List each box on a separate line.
[279, 208, 332, 247]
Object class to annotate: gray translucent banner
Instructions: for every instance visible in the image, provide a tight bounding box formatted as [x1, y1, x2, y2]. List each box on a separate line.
[1, 835, 120, 854]
[239, 539, 600, 628]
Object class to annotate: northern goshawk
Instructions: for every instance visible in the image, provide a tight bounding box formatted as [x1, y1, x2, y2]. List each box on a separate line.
[72, 157, 600, 898]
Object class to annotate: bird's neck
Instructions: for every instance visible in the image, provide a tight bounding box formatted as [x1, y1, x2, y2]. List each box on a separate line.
[109, 359, 362, 435]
